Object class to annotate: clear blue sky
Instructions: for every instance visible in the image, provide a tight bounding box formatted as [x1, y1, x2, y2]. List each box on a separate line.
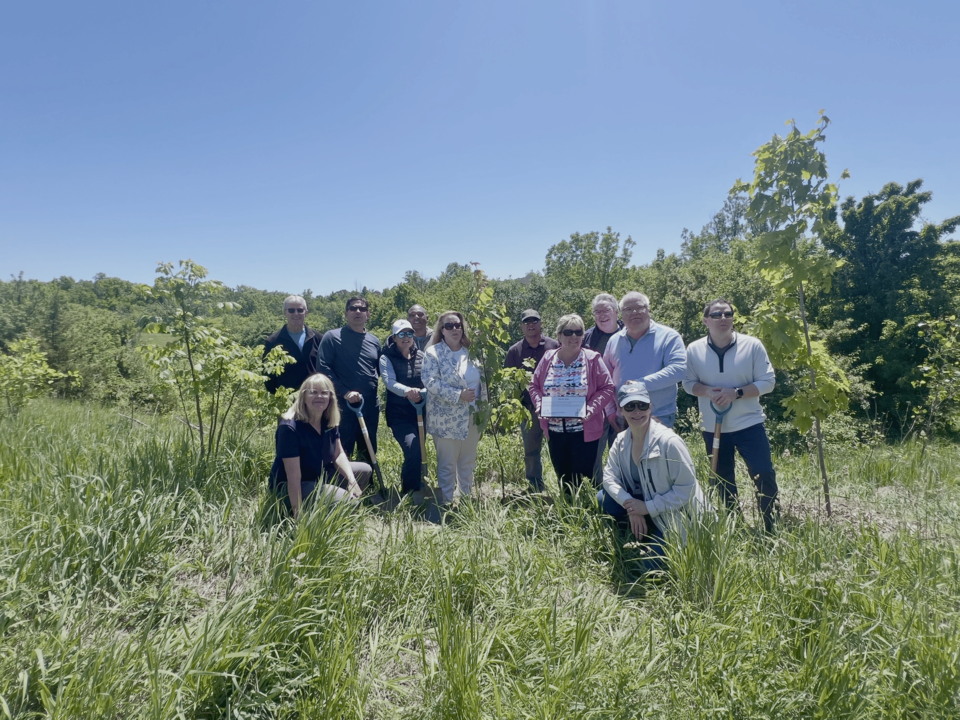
[2, 1, 958, 296]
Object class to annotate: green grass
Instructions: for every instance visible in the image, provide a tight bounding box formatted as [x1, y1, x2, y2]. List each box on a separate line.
[1, 400, 959, 718]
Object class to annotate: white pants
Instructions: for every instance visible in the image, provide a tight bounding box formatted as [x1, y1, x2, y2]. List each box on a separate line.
[432, 421, 480, 504]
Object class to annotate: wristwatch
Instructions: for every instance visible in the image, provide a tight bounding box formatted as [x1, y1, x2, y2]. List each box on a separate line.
[735, 387, 744, 399]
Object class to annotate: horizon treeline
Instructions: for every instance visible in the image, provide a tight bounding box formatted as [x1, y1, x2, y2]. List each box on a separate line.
[2, 179, 959, 447]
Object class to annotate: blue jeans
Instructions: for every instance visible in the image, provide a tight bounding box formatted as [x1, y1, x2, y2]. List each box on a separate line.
[391, 423, 423, 494]
[597, 489, 667, 573]
[702, 422, 778, 529]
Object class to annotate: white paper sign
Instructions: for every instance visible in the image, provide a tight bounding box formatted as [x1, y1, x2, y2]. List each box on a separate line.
[540, 396, 586, 418]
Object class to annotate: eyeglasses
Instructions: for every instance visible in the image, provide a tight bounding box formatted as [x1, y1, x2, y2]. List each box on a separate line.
[286, 308, 305, 314]
[593, 307, 616, 316]
[348, 305, 368, 312]
[306, 390, 332, 398]
[622, 401, 650, 412]
[708, 311, 735, 319]
[622, 306, 648, 315]
[522, 318, 540, 325]
[396, 330, 415, 338]
[561, 329, 584, 337]
[443, 322, 463, 331]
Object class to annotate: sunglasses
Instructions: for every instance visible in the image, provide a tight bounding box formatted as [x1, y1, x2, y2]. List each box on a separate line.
[708, 311, 735, 319]
[286, 308, 305, 314]
[348, 305, 368, 312]
[561, 329, 584, 337]
[522, 318, 540, 325]
[622, 401, 650, 412]
[443, 322, 463, 331]
[396, 330, 415, 338]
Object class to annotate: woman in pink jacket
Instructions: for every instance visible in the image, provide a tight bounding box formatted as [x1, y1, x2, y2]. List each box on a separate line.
[529, 314, 615, 495]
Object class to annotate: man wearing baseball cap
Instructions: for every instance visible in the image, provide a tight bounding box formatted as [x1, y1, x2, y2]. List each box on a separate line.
[505, 309, 559, 491]
[598, 380, 709, 572]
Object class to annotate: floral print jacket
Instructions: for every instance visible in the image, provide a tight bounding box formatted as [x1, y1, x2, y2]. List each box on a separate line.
[423, 342, 488, 440]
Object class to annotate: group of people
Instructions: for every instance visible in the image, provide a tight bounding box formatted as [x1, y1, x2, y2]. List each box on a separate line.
[264, 289, 781, 566]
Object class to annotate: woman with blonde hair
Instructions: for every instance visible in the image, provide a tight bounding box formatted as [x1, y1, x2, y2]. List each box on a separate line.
[529, 313, 615, 494]
[422, 310, 486, 505]
[268, 373, 371, 518]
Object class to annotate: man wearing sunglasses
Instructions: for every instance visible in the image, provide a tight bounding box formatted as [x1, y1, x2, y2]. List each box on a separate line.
[407, 305, 431, 351]
[683, 299, 779, 531]
[317, 296, 383, 460]
[262, 295, 323, 394]
[602, 291, 686, 430]
[505, 309, 559, 491]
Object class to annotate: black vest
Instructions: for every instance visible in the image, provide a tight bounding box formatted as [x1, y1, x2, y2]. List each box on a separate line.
[383, 342, 425, 427]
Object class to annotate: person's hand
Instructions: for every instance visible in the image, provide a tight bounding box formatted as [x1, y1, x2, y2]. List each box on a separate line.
[345, 391, 362, 404]
[347, 479, 362, 499]
[709, 387, 736, 409]
[405, 389, 422, 402]
[623, 497, 646, 515]
[459, 388, 476, 403]
[628, 510, 647, 539]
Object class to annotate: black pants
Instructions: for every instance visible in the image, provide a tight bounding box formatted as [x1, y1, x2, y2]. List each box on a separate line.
[339, 396, 379, 460]
[702, 422, 778, 530]
[547, 430, 599, 494]
[390, 423, 423, 494]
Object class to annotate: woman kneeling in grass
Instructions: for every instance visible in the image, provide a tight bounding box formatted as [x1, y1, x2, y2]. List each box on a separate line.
[598, 380, 710, 571]
[269, 373, 372, 519]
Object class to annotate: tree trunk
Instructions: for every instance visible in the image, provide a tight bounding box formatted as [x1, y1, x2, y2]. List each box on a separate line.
[798, 282, 832, 516]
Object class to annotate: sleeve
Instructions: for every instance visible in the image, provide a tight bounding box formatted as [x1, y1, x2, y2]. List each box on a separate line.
[275, 422, 301, 459]
[642, 330, 686, 391]
[752, 341, 776, 395]
[586, 353, 615, 422]
[504, 343, 521, 369]
[380, 353, 411, 397]
[602, 435, 635, 507]
[528, 349, 553, 416]
[682, 342, 700, 395]
[422, 347, 463, 405]
[602, 336, 620, 418]
[645, 435, 699, 518]
[262, 334, 281, 394]
[316, 332, 347, 397]
[305, 331, 322, 377]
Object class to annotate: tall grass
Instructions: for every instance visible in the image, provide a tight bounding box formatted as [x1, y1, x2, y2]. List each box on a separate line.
[1, 400, 959, 717]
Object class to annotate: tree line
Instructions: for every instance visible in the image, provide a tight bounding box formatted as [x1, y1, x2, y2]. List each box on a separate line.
[2, 116, 959, 450]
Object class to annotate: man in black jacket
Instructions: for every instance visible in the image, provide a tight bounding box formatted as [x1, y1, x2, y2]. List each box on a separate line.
[262, 295, 323, 394]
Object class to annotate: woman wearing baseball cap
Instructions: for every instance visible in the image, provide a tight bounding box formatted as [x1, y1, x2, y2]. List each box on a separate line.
[598, 380, 710, 572]
[380, 319, 427, 497]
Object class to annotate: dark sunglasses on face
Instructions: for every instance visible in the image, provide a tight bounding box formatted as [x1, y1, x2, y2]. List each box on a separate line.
[396, 330, 415, 338]
[709, 311, 735, 319]
[348, 305, 368, 312]
[561, 329, 584, 337]
[522, 318, 540, 325]
[443, 322, 463, 331]
[623, 401, 650, 412]
[286, 308, 305, 314]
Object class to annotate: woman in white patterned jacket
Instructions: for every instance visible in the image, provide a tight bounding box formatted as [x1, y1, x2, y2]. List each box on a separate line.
[422, 310, 487, 505]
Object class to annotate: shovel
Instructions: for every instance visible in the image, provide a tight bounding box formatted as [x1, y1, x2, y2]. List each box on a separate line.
[408, 389, 428, 488]
[708, 400, 733, 483]
[346, 396, 385, 495]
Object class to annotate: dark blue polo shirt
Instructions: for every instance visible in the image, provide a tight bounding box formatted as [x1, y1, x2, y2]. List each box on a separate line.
[269, 418, 341, 490]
